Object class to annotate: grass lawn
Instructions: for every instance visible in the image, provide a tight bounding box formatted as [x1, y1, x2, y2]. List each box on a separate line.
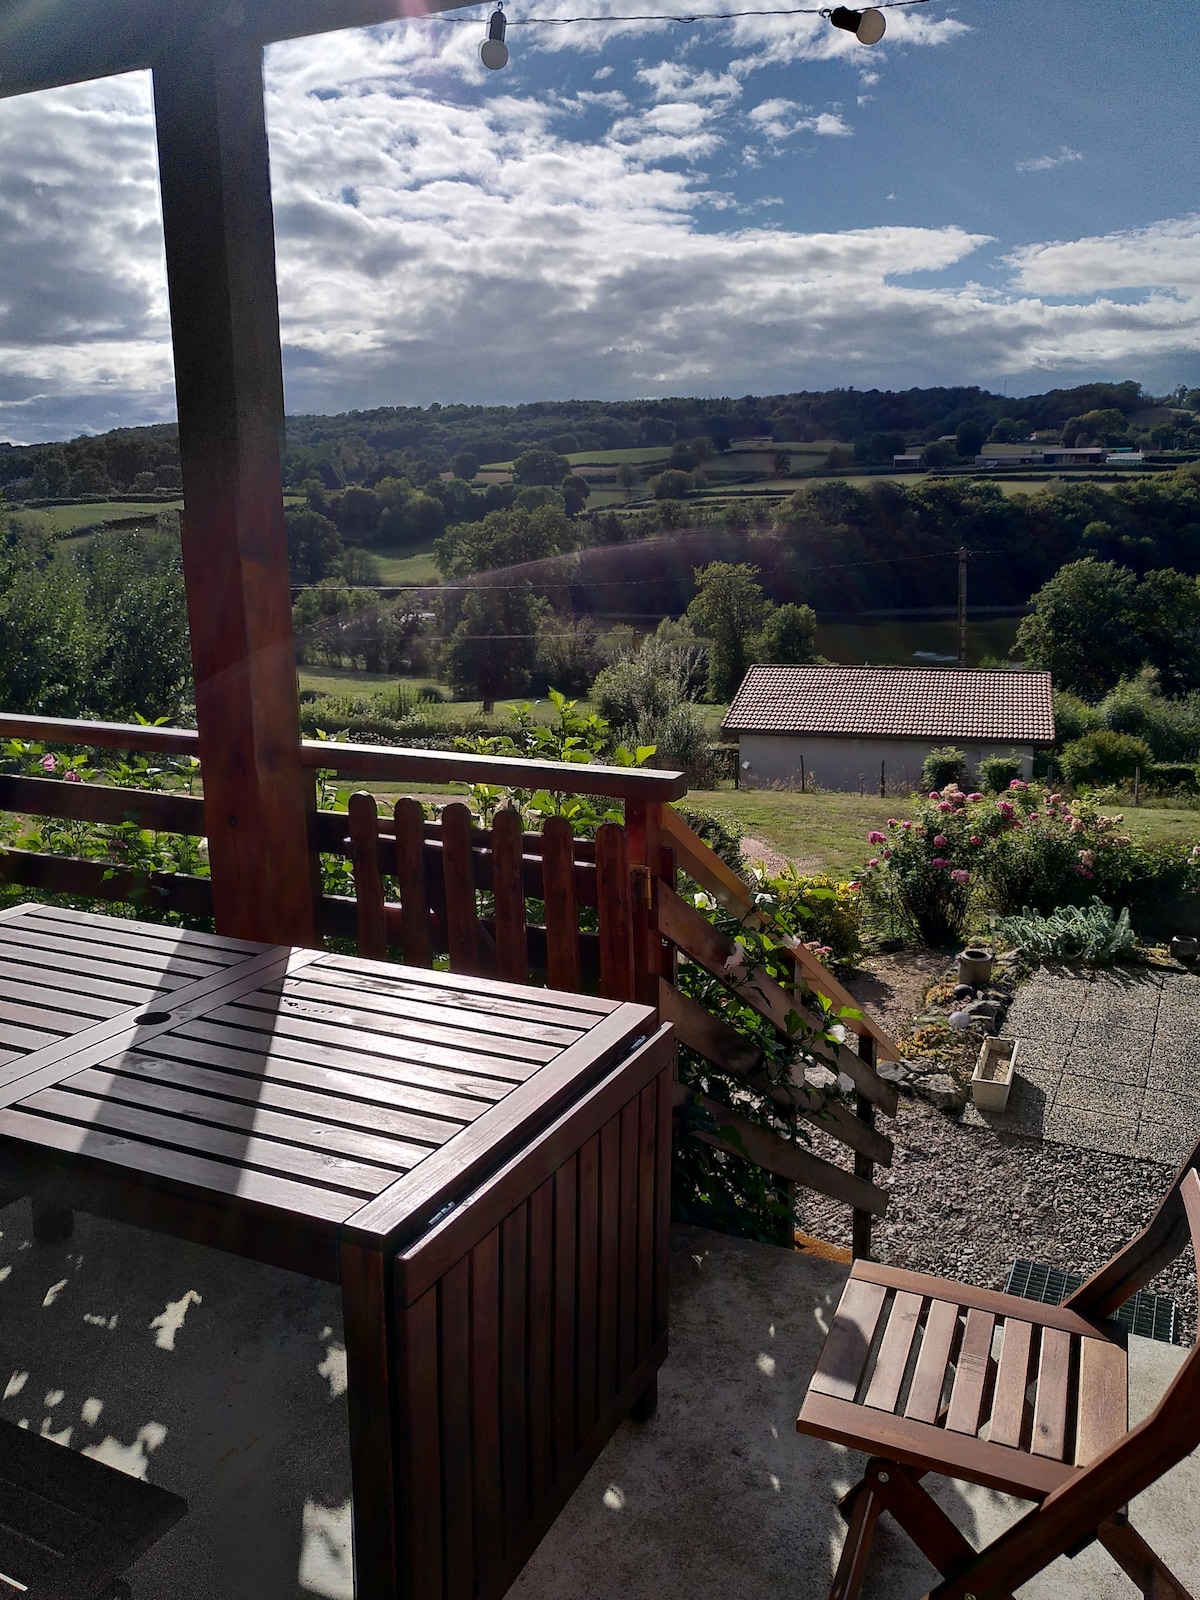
[371, 543, 441, 584]
[680, 787, 1200, 880]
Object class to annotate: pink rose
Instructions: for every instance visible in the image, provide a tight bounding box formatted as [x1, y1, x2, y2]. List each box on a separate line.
[882, 849, 892, 859]
[933, 835, 948, 847]
[937, 801, 953, 813]
[64, 770, 82, 783]
[951, 869, 970, 885]
[886, 818, 898, 827]
[1009, 778, 1028, 790]
[997, 800, 1015, 817]
[867, 830, 886, 844]
[928, 791, 940, 801]
[1070, 817, 1085, 832]
[40, 754, 56, 772]
[1079, 849, 1095, 868]
[847, 881, 861, 892]
[1078, 866, 1093, 878]
[967, 792, 984, 803]
[1048, 794, 1062, 805]
[867, 858, 879, 868]
[931, 857, 950, 868]
[970, 835, 981, 846]
[900, 820, 912, 830]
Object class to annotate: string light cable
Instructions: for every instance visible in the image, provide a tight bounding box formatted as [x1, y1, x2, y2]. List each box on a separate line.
[463, 0, 925, 64]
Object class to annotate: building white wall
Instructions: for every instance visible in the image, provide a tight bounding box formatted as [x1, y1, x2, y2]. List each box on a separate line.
[736, 734, 1035, 793]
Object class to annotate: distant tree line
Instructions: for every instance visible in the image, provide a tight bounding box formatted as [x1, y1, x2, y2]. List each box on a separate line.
[5, 379, 1197, 502]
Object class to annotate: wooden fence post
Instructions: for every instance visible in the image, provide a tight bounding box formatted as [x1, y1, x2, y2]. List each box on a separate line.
[625, 801, 666, 1013]
[852, 1033, 878, 1260]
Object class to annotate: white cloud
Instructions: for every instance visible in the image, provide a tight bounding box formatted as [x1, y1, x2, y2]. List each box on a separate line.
[0, 24, 1196, 443]
[1015, 145, 1084, 173]
[1006, 214, 1200, 296]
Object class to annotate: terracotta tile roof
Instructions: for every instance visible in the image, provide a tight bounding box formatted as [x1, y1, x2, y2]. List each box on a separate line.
[723, 666, 1055, 744]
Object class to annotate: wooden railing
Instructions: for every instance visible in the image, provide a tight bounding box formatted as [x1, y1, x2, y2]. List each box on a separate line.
[0, 711, 898, 1253]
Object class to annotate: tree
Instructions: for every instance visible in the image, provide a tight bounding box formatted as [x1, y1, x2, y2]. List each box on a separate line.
[512, 447, 570, 487]
[560, 474, 590, 517]
[686, 562, 768, 701]
[772, 452, 792, 478]
[614, 463, 636, 491]
[650, 469, 691, 500]
[989, 418, 1026, 443]
[442, 584, 542, 711]
[955, 420, 985, 459]
[920, 440, 957, 470]
[452, 449, 480, 480]
[435, 504, 576, 578]
[285, 505, 343, 584]
[755, 602, 817, 664]
[1014, 559, 1144, 699]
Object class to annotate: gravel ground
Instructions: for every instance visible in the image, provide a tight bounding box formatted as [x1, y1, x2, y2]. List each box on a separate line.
[795, 957, 1199, 1341]
[798, 1096, 1196, 1339]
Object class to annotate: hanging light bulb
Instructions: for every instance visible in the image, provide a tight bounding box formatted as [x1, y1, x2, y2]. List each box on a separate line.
[823, 5, 886, 44]
[480, 6, 509, 69]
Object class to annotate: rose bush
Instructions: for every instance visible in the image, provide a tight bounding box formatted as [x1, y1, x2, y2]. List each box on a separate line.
[859, 779, 1200, 943]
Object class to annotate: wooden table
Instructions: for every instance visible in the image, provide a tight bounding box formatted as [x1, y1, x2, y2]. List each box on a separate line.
[0, 902, 674, 1600]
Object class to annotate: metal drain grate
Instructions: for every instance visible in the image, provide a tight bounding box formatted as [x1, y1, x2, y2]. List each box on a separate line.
[1004, 1258, 1178, 1344]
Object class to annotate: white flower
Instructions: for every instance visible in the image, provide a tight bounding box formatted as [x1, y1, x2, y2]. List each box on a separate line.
[692, 891, 716, 911]
[723, 939, 748, 974]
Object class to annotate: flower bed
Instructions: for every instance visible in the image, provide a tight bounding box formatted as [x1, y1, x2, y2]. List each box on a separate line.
[859, 779, 1200, 945]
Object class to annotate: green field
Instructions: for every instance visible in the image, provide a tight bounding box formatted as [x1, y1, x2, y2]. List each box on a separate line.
[371, 543, 441, 585]
[17, 500, 183, 535]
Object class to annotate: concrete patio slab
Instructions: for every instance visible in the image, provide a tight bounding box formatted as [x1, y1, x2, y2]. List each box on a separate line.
[2, 1202, 1196, 1600]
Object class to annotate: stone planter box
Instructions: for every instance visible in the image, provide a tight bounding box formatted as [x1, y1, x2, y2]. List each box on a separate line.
[972, 1036, 1018, 1111]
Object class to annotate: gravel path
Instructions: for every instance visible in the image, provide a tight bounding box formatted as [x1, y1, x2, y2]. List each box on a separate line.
[796, 958, 1199, 1341]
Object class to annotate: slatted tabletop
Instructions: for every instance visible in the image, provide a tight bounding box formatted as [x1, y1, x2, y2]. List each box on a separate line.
[0, 904, 651, 1246]
[0, 902, 268, 1067]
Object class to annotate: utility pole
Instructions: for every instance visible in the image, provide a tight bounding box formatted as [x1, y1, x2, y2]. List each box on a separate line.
[957, 546, 968, 669]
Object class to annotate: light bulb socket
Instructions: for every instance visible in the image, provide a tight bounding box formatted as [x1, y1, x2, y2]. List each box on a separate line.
[824, 4, 886, 42]
[480, 7, 509, 68]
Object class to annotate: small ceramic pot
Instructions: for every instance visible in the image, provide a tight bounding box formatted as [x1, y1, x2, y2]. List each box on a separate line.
[957, 946, 994, 988]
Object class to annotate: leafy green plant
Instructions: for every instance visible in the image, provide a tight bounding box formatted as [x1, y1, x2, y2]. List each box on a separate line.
[978, 754, 1026, 794]
[921, 746, 970, 792]
[751, 866, 863, 970]
[1059, 729, 1153, 788]
[992, 899, 1136, 965]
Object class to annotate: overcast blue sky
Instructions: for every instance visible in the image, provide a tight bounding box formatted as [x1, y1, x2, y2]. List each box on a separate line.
[0, 0, 1195, 442]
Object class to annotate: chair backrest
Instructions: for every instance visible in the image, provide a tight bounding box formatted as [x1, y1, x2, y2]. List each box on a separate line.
[1040, 1167, 1200, 1529]
[970, 1168, 1200, 1596]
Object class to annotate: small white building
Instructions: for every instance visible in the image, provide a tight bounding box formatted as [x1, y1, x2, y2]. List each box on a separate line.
[724, 665, 1055, 794]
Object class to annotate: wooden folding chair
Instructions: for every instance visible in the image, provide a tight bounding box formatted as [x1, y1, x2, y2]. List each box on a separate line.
[797, 1138, 1200, 1600]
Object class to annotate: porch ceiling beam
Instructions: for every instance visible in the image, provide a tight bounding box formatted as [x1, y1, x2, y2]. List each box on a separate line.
[0, 0, 477, 101]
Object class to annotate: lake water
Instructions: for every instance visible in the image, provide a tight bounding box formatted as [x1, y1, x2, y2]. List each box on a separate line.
[815, 615, 1023, 668]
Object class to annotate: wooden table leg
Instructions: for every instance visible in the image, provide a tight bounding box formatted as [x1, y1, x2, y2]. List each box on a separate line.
[340, 1242, 399, 1600]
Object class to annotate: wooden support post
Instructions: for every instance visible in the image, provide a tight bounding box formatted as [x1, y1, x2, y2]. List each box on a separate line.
[852, 1034, 878, 1260]
[153, 41, 318, 946]
[625, 801, 665, 1013]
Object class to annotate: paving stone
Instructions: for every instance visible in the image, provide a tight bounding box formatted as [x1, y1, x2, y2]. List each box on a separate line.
[1042, 1105, 1140, 1157]
[1132, 1120, 1195, 1166]
[1001, 1004, 1079, 1045]
[1079, 990, 1161, 1030]
[1147, 1047, 1200, 1092]
[1002, 1037, 1069, 1078]
[1139, 1085, 1200, 1129]
[1067, 1025, 1151, 1083]
[960, 1068, 1056, 1139]
[1054, 1072, 1144, 1120]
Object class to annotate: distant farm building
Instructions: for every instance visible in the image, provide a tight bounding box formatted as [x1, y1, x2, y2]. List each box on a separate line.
[723, 665, 1055, 793]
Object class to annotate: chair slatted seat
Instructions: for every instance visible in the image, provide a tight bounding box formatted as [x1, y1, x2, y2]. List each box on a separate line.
[798, 1137, 1200, 1600]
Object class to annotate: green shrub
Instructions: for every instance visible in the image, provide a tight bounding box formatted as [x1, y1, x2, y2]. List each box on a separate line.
[921, 746, 970, 792]
[978, 754, 1026, 793]
[755, 868, 863, 970]
[1059, 729, 1153, 788]
[857, 792, 974, 945]
[993, 899, 1136, 965]
[1146, 762, 1200, 794]
[1053, 691, 1100, 746]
